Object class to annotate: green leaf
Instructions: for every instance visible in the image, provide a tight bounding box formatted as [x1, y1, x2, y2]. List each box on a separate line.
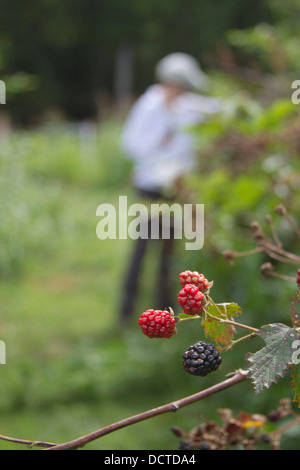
[202, 302, 242, 346]
[291, 365, 300, 408]
[215, 302, 243, 317]
[245, 323, 300, 394]
[177, 312, 201, 321]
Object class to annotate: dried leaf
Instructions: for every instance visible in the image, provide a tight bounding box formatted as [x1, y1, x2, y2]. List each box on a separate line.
[202, 302, 242, 346]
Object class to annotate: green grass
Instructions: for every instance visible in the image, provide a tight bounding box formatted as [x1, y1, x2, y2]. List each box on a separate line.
[0, 118, 299, 450]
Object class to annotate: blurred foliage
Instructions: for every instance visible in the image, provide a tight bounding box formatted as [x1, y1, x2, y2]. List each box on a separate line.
[0, 0, 300, 451]
[0, 120, 131, 278]
[0, 108, 299, 449]
[0, 0, 273, 122]
[187, 76, 300, 259]
[0, 136, 61, 277]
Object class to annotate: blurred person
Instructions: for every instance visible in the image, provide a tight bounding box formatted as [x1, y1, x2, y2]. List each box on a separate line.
[119, 52, 220, 324]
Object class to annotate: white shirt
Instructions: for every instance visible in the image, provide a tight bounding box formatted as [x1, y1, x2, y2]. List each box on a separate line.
[121, 84, 220, 192]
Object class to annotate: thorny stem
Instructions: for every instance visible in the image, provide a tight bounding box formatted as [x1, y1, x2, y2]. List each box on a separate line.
[0, 371, 250, 451]
[45, 370, 249, 450]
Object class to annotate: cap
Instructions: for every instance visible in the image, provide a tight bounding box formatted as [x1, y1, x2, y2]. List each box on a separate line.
[155, 52, 208, 91]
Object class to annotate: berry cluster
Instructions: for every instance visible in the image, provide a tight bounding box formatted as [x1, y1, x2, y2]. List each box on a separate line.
[182, 341, 222, 376]
[138, 309, 176, 338]
[137, 269, 222, 378]
[177, 270, 209, 315]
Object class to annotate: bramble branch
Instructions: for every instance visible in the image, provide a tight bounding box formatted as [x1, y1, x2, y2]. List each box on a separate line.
[0, 370, 249, 451]
[223, 205, 300, 282]
[0, 434, 56, 449]
[45, 369, 249, 450]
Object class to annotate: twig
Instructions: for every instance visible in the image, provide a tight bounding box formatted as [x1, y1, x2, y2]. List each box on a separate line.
[263, 248, 299, 265]
[0, 433, 56, 449]
[207, 296, 259, 333]
[265, 214, 282, 248]
[267, 271, 297, 283]
[45, 370, 250, 450]
[221, 332, 257, 352]
[264, 241, 300, 264]
[274, 204, 300, 239]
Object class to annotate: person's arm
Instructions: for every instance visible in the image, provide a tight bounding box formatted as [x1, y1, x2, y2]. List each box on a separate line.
[174, 93, 222, 127]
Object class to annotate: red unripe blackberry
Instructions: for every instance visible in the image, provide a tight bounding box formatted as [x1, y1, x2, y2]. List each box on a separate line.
[179, 270, 209, 292]
[138, 309, 176, 338]
[183, 341, 222, 376]
[177, 284, 204, 315]
[297, 269, 300, 287]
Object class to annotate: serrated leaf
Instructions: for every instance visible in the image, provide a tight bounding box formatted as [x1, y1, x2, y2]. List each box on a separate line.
[216, 302, 243, 317]
[202, 302, 242, 346]
[291, 365, 300, 408]
[245, 323, 300, 394]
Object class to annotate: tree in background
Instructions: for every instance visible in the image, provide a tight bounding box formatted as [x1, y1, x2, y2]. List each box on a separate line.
[0, 0, 272, 124]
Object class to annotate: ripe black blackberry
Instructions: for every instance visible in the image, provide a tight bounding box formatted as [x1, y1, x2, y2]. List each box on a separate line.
[179, 440, 194, 450]
[182, 341, 222, 376]
[198, 442, 211, 450]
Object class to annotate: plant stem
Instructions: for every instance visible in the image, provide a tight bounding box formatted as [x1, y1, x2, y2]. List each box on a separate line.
[221, 332, 257, 352]
[264, 248, 300, 265]
[282, 212, 300, 239]
[230, 247, 264, 258]
[265, 215, 282, 248]
[264, 241, 300, 264]
[207, 296, 259, 333]
[268, 271, 297, 283]
[45, 370, 249, 451]
[0, 434, 56, 449]
[176, 314, 201, 323]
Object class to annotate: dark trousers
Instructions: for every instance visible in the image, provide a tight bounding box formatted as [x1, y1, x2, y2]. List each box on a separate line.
[119, 189, 175, 324]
